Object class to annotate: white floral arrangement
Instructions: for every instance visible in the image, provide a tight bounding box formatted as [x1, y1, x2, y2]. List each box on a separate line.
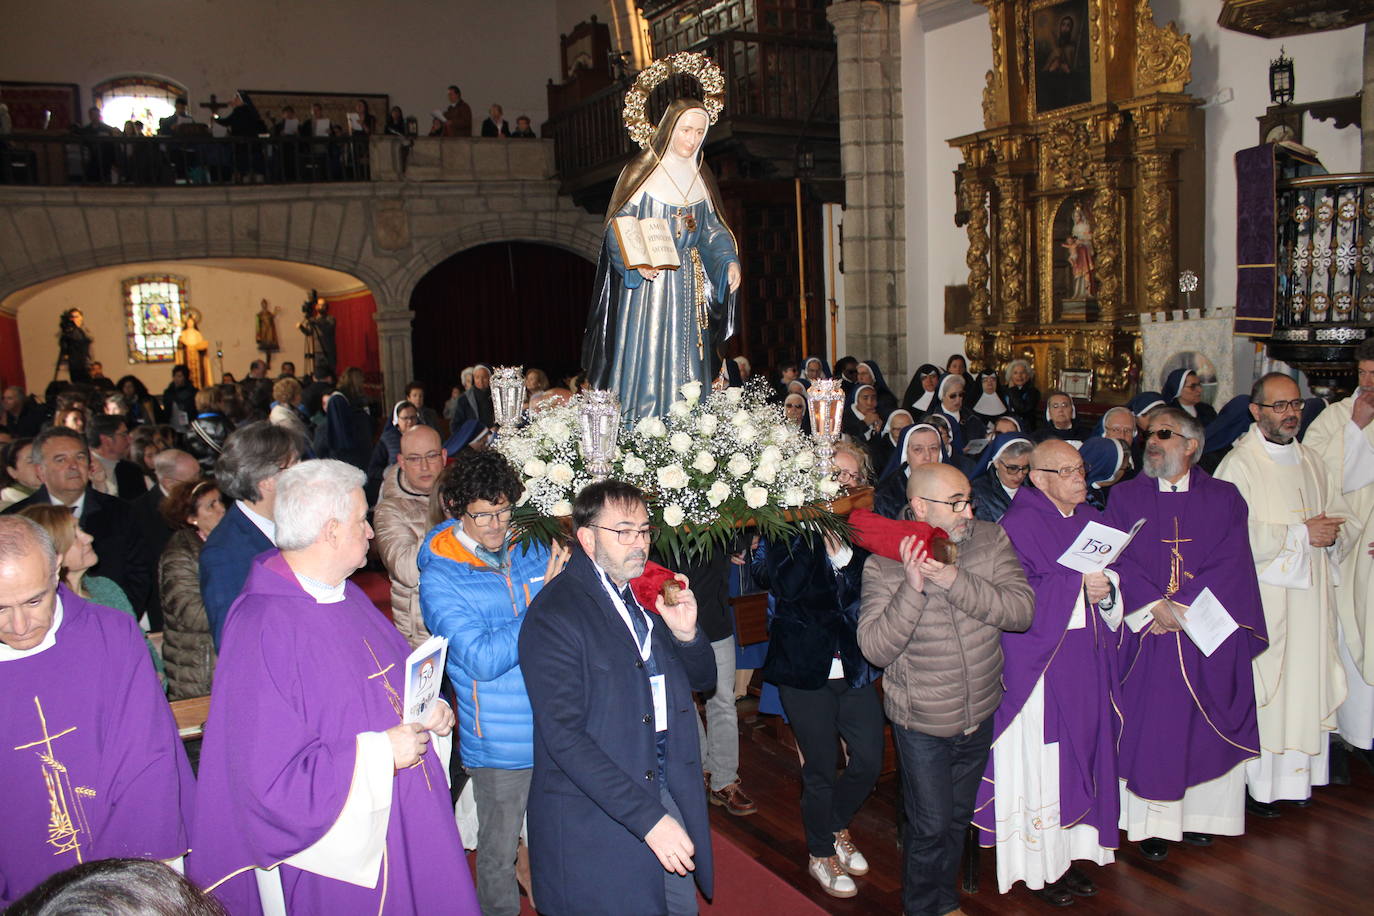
[496, 379, 847, 559]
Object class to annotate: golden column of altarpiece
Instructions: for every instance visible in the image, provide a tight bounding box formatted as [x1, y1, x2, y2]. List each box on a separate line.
[949, 0, 1205, 404]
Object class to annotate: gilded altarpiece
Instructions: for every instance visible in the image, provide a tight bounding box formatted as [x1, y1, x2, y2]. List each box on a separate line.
[949, 0, 1203, 404]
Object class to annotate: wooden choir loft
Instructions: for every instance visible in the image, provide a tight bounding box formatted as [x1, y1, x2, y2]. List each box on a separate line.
[545, 0, 841, 375]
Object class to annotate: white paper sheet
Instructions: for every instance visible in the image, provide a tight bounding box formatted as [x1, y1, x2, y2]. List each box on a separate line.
[1056, 518, 1146, 573]
[1178, 587, 1239, 657]
[402, 635, 448, 724]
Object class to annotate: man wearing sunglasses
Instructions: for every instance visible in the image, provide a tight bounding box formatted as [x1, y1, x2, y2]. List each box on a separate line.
[418, 449, 569, 916]
[974, 438, 1122, 906]
[1302, 339, 1374, 779]
[520, 481, 717, 915]
[1105, 407, 1267, 861]
[1216, 372, 1347, 815]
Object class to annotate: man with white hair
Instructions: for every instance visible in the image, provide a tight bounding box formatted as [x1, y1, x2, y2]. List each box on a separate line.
[0, 515, 194, 906]
[189, 460, 479, 915]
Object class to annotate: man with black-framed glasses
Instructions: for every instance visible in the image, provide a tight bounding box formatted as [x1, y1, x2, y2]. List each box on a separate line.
[374, 424, 447, 648]
[521, 480, 717, 915]
[1217, 372, 1347, 814]
[974, 438, 1123, 906]
[418, 448, 569, 916]
[859, 462, 1033, 915]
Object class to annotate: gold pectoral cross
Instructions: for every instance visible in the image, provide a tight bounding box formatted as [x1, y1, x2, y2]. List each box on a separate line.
[674, 208, 696, 239]
[1162, 517, 1194, 598]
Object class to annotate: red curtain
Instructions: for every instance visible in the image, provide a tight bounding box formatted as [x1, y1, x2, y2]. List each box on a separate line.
[0, 314, 26, 392]
[326, 289, 380, 378]
[408, 242, 595, 403]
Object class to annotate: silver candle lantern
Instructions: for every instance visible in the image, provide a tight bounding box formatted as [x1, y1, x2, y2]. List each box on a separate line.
[807, 378, 846, 476]
[578, 389, 621, 481]
[490, 366, 526, 431]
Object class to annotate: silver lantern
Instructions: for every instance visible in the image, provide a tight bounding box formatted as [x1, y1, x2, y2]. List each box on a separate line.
[490, 366, 526, 431]
[807, 378, 845, 476]
[578, 389, 621, 480]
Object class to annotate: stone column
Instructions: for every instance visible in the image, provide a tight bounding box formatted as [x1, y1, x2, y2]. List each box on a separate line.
[1364, 23, 1373, 171]
[828, 0, 906, 377]
[373, 308, 415, 409]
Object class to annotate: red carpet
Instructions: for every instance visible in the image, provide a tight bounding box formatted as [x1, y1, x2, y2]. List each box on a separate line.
[466, 828, 827, 915]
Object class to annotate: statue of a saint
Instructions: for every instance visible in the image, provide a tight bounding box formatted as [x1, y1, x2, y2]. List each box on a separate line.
[298, 296, 337, 374]
[177, 312, 212, 388]
[581, 98, 742, 419]
[255, 298, 280, 352]
[1061, 203, 1095, 299]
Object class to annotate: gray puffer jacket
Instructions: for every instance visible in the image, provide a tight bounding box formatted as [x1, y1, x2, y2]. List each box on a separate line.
[159, 527, 217, 699]
[858, 519, 1034, 737]
[373, 463, 432, 648]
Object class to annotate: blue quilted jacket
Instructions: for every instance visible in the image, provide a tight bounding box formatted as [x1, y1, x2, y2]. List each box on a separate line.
[418, 519, 551, 769]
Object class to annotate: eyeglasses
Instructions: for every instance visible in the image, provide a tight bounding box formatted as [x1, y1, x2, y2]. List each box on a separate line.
[996, 461, 1030, 476]
[1182, 382, 1203, 390]
[1048, 401, 1072, 411]
[1144, 428, 1192, 440]
[831, 468, 863, 484]
[1033, 464, 1086, 478]
[919, 495, 975, 513]
[587, 524, 658, 544]
[946, 392, 964, 399]
[464, 506, 514, 526]
[1105, 425, 1135, 436]
[1254, 399, 1302, 414]
[403, 450, 445, 465]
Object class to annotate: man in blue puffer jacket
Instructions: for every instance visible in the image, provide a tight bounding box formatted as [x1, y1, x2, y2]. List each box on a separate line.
[418, 449, 569, 916]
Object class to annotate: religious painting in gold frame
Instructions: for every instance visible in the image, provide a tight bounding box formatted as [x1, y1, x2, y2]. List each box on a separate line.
[1030, 0, 1093, 116]
[1050, 194, 1097, 321]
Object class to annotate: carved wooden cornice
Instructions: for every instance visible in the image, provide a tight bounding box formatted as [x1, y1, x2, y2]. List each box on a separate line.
[1218, 0, 1374, 38]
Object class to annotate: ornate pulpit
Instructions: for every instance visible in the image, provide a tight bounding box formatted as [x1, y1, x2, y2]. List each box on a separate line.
[948, 0, 1205, 404]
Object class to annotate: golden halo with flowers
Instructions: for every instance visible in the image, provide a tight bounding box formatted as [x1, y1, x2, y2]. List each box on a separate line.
[622, 51, 726, 150]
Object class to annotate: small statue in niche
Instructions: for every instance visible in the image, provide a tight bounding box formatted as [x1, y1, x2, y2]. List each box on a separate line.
[1060, 202, 1095, 300]
[255, 298, 280, 353]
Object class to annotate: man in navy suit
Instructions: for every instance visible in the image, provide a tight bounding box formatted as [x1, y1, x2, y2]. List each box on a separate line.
[199, 421, 303, 648]
[520, 481, 717, 915]
[3, 427, 151, 618]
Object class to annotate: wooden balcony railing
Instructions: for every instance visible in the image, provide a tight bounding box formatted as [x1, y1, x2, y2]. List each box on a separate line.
[547, 31, 838, 186]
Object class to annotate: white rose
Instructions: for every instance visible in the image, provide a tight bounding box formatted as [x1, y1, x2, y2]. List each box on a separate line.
[541, 419, 572, 444]
[697, 414, 719, 436]
[516, 489, 532, 506]
[550, 499, 572, 517]
[737, 423, 758, 443]
[621, 454, 647, 475]
[706, 480, 731, 507]
[819, 478, 841, 497]
[760, 446, 783, 466]
[753, 461, 778, 484]
[657, 464, 689, 489]
[669, 431, 694, 454]
[636, 416, 667, 438]
[744, 485, 768, 509]
[692, 451, 717, 474]
[669, 400, 691, 419]
[783, 487, 805, 507]
[727, 453, 752, 478]
[522, 458, 547, 478]
[769, 426, 792, 445]
[547, 462, 575, 486]
[726, 387, 744, 404]
[662, 504, 685, 527]
[793, 450, 815, 470]
[679, 380, 703, 403]
[730, 409, 751, 427]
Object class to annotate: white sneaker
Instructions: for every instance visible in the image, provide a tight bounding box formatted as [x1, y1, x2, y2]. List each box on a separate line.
[808, 854, 858, 898]
[833, 829, 869, 876]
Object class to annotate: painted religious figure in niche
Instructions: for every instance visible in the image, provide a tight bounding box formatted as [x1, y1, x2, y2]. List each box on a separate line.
[1033, 0, 1091, 113]
[255, 298, 280, 353]
[1053, 197, 1096, 317]
[177, 310, 212, 388]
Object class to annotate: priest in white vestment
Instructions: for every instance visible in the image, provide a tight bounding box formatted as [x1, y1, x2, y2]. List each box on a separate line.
[1215, 373, 1348, 811]
[1299, 341, 1374, 769]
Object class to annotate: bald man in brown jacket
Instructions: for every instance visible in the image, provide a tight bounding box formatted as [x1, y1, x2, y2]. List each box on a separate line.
[858, 462, 1034, 916]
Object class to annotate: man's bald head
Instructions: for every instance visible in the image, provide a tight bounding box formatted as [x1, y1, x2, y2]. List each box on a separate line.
[908, 462, 974, 542]
[907, 461, 967, 501]
[153, 448, 200, 493]
[398, 424, 445, 493]
[1029, 439, 1086, 515]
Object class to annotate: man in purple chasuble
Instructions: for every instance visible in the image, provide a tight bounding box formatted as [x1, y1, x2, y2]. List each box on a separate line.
[973, 440, 1122, 906]
[1104, 408, 1266, 862]
[189, 460, 478, 916]
[0, 516, 194, 906]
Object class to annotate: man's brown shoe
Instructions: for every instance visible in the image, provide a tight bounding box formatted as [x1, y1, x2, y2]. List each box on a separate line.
[708, 779, 758, 816]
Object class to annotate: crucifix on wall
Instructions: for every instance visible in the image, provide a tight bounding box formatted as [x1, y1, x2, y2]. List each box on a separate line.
[199, 94, 228, 118]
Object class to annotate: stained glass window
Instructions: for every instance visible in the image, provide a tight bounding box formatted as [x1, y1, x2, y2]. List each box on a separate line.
[123, 275, 187, 362]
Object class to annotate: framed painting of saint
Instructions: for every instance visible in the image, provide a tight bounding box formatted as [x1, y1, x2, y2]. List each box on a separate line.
[1032, 0, 1093, 115]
